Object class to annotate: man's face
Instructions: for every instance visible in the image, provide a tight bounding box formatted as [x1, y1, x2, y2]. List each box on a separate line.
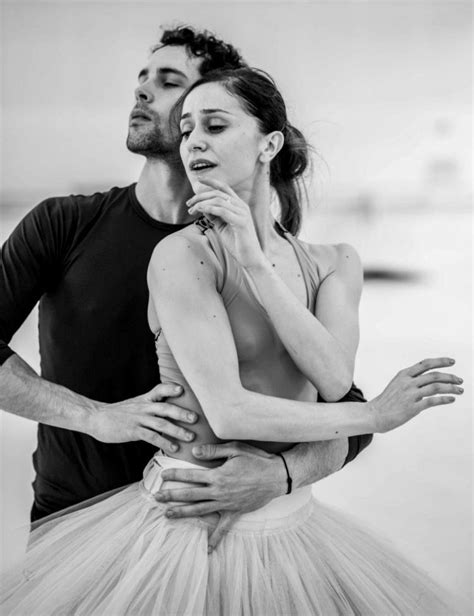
[127, 45, 203, 158]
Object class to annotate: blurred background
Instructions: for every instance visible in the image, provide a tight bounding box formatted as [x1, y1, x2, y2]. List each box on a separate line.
[1, 0, 472, 605]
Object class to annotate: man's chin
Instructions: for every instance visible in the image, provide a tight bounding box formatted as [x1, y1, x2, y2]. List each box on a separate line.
[126, 139, 172, 157]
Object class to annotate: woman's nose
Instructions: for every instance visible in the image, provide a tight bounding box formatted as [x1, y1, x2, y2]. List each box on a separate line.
[186, 130, 207, 151]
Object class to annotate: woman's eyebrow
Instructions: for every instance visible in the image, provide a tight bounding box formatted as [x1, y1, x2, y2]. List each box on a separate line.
[180, 109, 233, 121]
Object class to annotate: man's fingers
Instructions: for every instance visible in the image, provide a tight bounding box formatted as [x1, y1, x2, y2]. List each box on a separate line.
[144, 400, 198, 425]
[142, 415, 195, 443]
[208, 512, 238, 553]
[418, 383, 464, 398]
[146, 383, 183, 401]
[192, 441, 272, 461]
[416, 372, 463, 387]
[160, 468, 211, 484]
[138, 428, 179, 454]
[155, 487, 214, 503]
[418, 395, 456, 412]
[165, 502, 217, 518]
[406, 357, 455, 378]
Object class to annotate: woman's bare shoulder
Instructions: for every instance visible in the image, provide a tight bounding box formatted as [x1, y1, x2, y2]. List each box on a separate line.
[148, 223, 221, 285]
[302, 241, 361, 281]
[150, 224, 210, 263]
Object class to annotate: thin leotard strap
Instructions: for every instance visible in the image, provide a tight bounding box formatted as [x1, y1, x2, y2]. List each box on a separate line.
[278, 229, 320, 314]
[194, 216, 243, 305]
[194, 216, 228, 275]
[196, 216, 319, 313]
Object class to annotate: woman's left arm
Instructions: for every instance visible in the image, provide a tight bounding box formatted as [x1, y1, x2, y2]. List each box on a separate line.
[245, 244, 363, 401]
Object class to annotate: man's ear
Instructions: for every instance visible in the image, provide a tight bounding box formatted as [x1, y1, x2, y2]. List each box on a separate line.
[259, 131, 284, 163]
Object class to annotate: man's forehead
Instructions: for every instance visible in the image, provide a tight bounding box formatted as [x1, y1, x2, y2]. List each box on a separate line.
[145, 45, 202, 80]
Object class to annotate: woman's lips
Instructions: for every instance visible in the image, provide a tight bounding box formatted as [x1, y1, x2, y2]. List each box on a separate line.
[189, 159, 217, 172]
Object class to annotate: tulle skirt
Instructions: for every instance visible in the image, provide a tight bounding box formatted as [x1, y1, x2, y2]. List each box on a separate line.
[1, 454, 461, 615]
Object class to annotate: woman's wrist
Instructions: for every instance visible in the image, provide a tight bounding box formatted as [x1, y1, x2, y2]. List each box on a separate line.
[360, 401, 378, 434]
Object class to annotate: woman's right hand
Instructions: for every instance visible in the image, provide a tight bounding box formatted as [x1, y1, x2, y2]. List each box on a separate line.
[187, 177, 266, 270]
[369, 357, 464, 433]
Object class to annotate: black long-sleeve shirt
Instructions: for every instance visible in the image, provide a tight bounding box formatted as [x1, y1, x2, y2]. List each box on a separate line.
[0, 184, 372, 520]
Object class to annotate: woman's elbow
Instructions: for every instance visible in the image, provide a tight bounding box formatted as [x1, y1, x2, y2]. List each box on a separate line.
[317, 371, 353, 402]
[201, 397, 246, 440]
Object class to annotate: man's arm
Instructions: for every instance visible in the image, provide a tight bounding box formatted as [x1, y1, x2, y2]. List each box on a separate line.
[0, 353, 194, 450]
[0, 199, 196, 451]
[282, 384, 373, 489]
[318, 382, 374, 467]
[156, 386, 371, 519]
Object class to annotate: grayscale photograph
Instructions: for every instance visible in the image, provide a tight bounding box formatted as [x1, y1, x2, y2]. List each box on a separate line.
[0, 0, 472, 614]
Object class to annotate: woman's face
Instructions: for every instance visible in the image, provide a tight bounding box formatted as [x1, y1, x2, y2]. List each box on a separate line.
[179, 82, 266, 194]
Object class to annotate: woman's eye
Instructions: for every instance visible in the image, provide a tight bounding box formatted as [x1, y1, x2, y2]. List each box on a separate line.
[164, 82, 180, 88]
[180, 130, 191, 140]
[208, 125, 225, 133]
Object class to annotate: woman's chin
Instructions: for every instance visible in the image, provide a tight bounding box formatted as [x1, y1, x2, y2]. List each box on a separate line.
[190, 172, 223, 193]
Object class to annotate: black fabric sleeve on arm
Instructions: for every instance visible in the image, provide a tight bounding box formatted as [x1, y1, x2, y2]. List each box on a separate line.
[317, 382, 373, 465]
[0, 198, 73, 365]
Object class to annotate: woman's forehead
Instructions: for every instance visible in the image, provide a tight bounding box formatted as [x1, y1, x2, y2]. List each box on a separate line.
[182, 82, 242, 116]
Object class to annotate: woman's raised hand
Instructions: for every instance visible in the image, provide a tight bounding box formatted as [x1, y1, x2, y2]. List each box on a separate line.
[187, 177, 265, 269]
[369, 358, 464, 433]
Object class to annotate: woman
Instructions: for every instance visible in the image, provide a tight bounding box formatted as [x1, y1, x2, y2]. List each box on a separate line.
[1, 68, 463, 615]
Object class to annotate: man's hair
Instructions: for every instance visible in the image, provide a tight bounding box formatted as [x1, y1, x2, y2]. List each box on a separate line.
[153, 25, 247, 75]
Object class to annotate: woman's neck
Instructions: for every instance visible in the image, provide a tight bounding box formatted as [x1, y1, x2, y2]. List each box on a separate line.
[238, 172, 281, 253]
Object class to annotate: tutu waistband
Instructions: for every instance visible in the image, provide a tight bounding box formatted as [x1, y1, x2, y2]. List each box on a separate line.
[140, 454, 313, 533]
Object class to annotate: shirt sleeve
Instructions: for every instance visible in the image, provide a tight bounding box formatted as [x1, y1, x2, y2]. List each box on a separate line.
[317, 382, 373, 465]
[0, 197, 75, 364]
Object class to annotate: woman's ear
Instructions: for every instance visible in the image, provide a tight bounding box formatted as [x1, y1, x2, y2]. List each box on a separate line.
[259, 131, 284, 163]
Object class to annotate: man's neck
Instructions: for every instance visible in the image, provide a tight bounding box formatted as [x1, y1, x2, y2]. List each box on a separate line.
[135, 158, 194, 225]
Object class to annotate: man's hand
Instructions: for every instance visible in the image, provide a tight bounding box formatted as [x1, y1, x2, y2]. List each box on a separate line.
[156, 441, 286, 516]
[87, 383, 198, 453]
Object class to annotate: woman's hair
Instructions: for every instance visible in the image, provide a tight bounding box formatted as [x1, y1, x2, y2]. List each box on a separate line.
[173, 67, 311, 235]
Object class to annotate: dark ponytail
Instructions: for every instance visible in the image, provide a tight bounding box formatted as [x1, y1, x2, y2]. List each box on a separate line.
[271, 123, 309, 235]
[174, 67, 311, 236]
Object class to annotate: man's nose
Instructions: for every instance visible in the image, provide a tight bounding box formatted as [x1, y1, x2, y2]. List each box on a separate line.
[134, 82, 154, 103]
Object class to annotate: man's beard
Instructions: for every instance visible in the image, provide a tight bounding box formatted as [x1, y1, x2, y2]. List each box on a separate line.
[127, 118, 179, 159]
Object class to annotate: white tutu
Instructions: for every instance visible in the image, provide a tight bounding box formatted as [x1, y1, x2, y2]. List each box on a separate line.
[1, 454, 461, 615]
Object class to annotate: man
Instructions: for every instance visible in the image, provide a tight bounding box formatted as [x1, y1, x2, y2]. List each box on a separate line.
[0, 26, 371, 538]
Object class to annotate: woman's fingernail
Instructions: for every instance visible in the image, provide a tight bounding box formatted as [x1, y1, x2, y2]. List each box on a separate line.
[169, 444, 178, 452]
[166, 510, 175, 518]
[187, 412, 197, 422]
[193, 446, 204, 457]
